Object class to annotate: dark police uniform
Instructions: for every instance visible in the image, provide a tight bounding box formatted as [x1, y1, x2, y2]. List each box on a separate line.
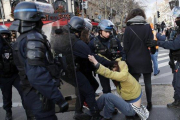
[89, 35, 126, 93]
[0, 34, 23, 119]
[156, 34, 180, 105]
[9, 1, 68, 120]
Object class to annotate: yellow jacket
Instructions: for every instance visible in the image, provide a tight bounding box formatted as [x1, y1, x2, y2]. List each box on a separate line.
[96, 60, 141, 100]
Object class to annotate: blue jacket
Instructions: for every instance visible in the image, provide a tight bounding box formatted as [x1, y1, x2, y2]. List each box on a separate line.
[158, 34, 180, 50]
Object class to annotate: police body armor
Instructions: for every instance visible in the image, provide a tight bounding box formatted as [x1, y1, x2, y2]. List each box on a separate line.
[13, 30, 58, 94]
[94, 37, 121, 60]
[0, 43, 18, 77]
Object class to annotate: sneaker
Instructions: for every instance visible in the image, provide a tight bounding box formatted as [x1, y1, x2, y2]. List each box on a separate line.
[167, 100, 180, 108]
[5, 112, 12, 120]
[154, 70, 160, 76]
[91, 114, 103, 120]
[130, 104, 149, 120]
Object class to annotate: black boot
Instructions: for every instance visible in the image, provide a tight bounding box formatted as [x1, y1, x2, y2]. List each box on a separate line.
[167, 100, 180, 108]
[91, 113, 103, 120]
[147, 102, 152, 111]
[73, 112, 92, 120]
[5, 111, 12, 120]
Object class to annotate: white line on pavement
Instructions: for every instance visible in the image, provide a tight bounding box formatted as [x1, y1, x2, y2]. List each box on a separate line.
[0, 103, 22, 107]
[139, 72, 172, 83]
[158, 56, 169, 62]
[158, 53, 169, 57]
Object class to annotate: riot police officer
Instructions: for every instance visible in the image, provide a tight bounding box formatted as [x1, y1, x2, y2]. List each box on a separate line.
[89, 19, 126, 94]
[146, 10, 180, 108]
[52, 16, 116, 120]
[9, 1, 68, 119]
[0, 25, 21, 120]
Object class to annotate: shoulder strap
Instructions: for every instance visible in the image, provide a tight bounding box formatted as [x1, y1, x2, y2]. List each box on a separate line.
[129, 27, 143, 42]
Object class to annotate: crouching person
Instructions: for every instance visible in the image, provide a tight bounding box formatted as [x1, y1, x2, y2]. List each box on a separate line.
[88, 55, 149, 120]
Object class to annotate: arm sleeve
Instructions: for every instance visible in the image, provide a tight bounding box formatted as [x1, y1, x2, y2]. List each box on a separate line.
[123, 28, 129, 54]
[25, 62, 65, 104]
[156, 33, 166, 41]
[73, 40, 115, 67]
[158, 35, 180, 50]
[88, 39, 95, 53]
[96, 61, 128, 82]
[22, 38, 65, 104]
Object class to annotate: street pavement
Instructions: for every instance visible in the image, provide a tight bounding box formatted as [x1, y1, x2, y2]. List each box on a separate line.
[1, 48, 180, 120]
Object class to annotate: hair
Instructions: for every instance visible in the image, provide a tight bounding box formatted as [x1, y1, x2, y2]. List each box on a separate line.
[80, 29, 90, 44]
[112, 61, 120, 87]
[125, 8, 146, 23]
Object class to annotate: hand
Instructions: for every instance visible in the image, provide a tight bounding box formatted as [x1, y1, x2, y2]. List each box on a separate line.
[88, 55, 98, 65]
[146, 39, 157, 47]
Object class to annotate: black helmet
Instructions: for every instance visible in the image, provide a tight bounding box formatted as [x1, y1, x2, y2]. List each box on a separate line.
[98, 19, 114, 32]
[0, 25, 11, 35]
[14, 1, 54, 22]
[68, 16, 85, 33]
[0, 25, 11, 42]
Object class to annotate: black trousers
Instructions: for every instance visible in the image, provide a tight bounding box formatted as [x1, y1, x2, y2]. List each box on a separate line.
[0, 74, 23, 112]
[98, 74, 111, 93]
[131, 73, 152, 103]
[173, 62, 180, 100]
[75, 71, 99, 115]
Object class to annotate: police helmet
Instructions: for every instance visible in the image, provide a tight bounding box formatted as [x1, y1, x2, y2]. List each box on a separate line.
[84, 18, 92, 31]
[68, 16, 85, 33]
[14, 1, 54, 22]
[98, 19, 114, 32]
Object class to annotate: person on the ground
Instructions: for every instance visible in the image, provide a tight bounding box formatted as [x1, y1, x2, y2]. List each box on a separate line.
[89, 19, 126, 94]
[9, 2, 69, 119]
[88, 55, 149, 120]
[147, 10, 180, 108]
[123, 8, 155, 112]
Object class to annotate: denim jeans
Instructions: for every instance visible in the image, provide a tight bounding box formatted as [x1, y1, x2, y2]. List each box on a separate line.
[151, 50, 159, 74]
[97, 93, 136, 119]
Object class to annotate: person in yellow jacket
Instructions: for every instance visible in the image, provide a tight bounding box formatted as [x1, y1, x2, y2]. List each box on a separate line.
[150, 23, 160, 76]
[88, 55, 149, 120]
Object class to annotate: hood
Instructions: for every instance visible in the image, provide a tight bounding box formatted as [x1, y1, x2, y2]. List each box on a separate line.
[127, 16, 147, 26]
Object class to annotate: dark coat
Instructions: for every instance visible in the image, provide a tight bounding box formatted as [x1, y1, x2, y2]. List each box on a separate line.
[123, 24, 153, 73]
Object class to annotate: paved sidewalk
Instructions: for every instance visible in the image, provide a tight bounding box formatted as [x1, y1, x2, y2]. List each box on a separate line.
[1, 85, 180, 120]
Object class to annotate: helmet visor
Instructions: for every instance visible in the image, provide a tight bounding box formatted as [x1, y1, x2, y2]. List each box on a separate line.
[14, 1, 54, 14]
[35, 1, 54, 13]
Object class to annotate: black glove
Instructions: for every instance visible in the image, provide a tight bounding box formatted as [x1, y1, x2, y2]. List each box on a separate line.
[146, 39, 157, 47]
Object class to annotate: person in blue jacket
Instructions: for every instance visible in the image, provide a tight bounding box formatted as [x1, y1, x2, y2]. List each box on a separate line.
[9, 2, 68, 120]
[147, 14, 180, 109]
[88, 19, 126, 94]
